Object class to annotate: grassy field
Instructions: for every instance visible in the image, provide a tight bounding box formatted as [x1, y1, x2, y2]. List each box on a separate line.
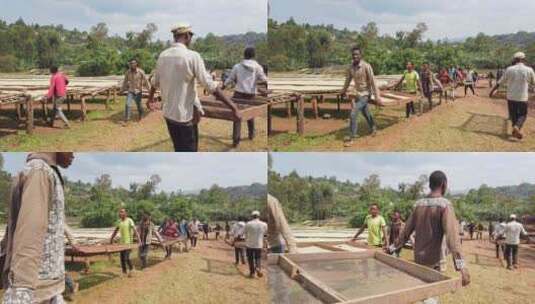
[269, 86, 535, 152]
[66, 237, 268, 304]
[0, 97, 267, 152]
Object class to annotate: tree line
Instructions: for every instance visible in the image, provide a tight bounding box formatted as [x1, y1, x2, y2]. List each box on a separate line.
[267, 18, 535, 74]
[0, 18, 268, 76]
[268, 169, 535, 227]
[0, 155, 267, 227]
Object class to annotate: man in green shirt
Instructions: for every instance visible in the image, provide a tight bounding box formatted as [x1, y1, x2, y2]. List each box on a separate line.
[110, 208, 141, 276]
[388, 62, 424, 118]
[351, 204, 388, 248]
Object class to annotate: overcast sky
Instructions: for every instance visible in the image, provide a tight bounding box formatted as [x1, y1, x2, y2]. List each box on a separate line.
[271, 153, 535, 192]
[270, 0, 535, 40]
[1, 0, 267, 40]
[2, 153, 267, 193]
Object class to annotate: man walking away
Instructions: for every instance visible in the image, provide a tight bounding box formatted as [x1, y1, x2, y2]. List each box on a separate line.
[490, 52, 535, 140]
[110, 208, 140, 277]
[231, 218, 247, 265]
[161, 218, 179, 258]
[137, 213, 163, 268]
[351, 204, 388, 249]
[464, 68, 477, 97]
[1, 152, 75, 304]
[388, 211, 404, 257]
[214, 223, 222, 240]
[503, 214, 530, 270]
[46, 66, 70, 128]
[223, 47, 268, 146]
[266, 194, 297, 254]
[420, 63, 443, 112]
[388, 62, 424, 118]
[189, 218, 200, 248]
[340, 47, 383, 146]
[388, 171, 470, 304]
[493, 218, 506, 259]
[225, 221, 231, 240]
[245, 211, 267, 278]
[149, 23, 241, 152]
[121, 59, 150, 124]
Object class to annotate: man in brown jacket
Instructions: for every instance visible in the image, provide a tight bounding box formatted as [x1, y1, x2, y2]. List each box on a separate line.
[388, 171, 470, 303]
[266, 194, 297, 254]
[1, 152, 74, 304]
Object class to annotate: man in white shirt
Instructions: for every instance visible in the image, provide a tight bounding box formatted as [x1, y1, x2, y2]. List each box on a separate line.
[493, 218, 507, 259]
[490, 52, 535, 140]
[223, 47, 267, 146]
[244, 210, 267, 278]
[503, 214, 529, 270]
[148, 23, 241, 152]
[230, 218, 246, 265]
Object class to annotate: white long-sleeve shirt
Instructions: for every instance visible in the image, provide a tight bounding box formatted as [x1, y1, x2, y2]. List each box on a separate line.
[224, 59, 267, 95]
[244, 218, 267, 249]
[152, 43, 216, 123]
[498, 63, 535, 102]
[504, 221, 528, 245]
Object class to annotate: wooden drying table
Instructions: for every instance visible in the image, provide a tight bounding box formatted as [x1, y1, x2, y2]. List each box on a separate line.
[199, 95, 268, 147]
[65, 244, 137, 272]
[62, 86, 119, 121]
[268, 246, 461, 304]
[0, 93, 36, 134]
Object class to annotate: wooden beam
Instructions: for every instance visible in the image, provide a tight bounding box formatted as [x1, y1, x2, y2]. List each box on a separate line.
[81, 96, 87, 121]
[311, 96, 319, 119]
[26, 95, 33, 134]
[296, 96, 305, 135]
[374, 252, 450, 282]
[342, 278, 461, 304]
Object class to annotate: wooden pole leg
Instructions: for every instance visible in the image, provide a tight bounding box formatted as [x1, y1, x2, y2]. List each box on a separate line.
[311, 96, 319, 119]
[67, 95, 72, 113]
[296, 97, 305, 136]
[267, 104, 273, 136]
[81, 96, 87, 121]
[105, 90, 111, 110]
[232, 120, 242, 147]
[26, 96, 34, 134]
[247, 119, 255, 140]
[286, 100, 292, 117]
[337, 94, 341, 113]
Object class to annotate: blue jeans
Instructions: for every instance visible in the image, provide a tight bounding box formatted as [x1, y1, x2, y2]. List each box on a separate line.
[349, 95, 375, 138]
[125, 92, 143, 121]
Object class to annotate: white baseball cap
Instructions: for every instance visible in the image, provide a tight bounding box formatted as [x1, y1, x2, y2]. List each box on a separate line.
[513, 52, 526, 60]
[510, 214, 517, 219]
[251, 210, 260, 217]
[171, 23, 193, 34]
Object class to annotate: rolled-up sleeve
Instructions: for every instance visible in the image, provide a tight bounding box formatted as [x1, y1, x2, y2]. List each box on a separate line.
[10, 169, 50, 290]
[193, 53, 218, 94]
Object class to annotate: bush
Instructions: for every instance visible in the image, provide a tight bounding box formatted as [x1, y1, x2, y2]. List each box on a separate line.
[0, 55, 19, 72]
[81, 209, 116, 228]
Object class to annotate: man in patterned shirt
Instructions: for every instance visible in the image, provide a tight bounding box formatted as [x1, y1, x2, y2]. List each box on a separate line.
[121, 59, 151, 124]
[1, 152, 75, 304]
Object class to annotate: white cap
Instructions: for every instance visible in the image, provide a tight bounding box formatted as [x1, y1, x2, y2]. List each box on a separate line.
[513, 52, 526, 60]
[171, 23, 193, 34]
[251, 210, 260, 217]
[510, 214, 517, 219]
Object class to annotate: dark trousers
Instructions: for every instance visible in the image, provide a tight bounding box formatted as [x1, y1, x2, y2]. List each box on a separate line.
[235, 247, 245, 264]
[246, 248, 262, 276]
[508, 100, 528, 129]
[165, 119, 199, 152]
[120, 250, 133, 273]
[406, 101, 416, 118]
[190, 235, 198, 247]
[232, 92, 256, 146]
[505, 244, 519, 268]
[125, 92, 143, 121]
[165, 245, 173, 258]
[464, 84, 475, 95]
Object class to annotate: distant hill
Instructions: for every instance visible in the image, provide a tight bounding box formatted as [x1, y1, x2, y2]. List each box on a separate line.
[493, 31, 535, 48]
[494, 183, 535, 200]
[220, 31, 266, 46]
[223, 183, 267, 200]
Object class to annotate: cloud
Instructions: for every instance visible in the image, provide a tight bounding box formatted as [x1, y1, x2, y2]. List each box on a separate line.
[2, 152, 267, 192]
[1, 0, 267, 40]
[270, 0, 535, 40]
[271, 152, 535, 192]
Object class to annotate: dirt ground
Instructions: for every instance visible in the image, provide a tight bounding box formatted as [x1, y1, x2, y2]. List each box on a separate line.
[269, 83, 535, 151]
[0, 97, 267, 152]
[68, 234, 268, 304]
